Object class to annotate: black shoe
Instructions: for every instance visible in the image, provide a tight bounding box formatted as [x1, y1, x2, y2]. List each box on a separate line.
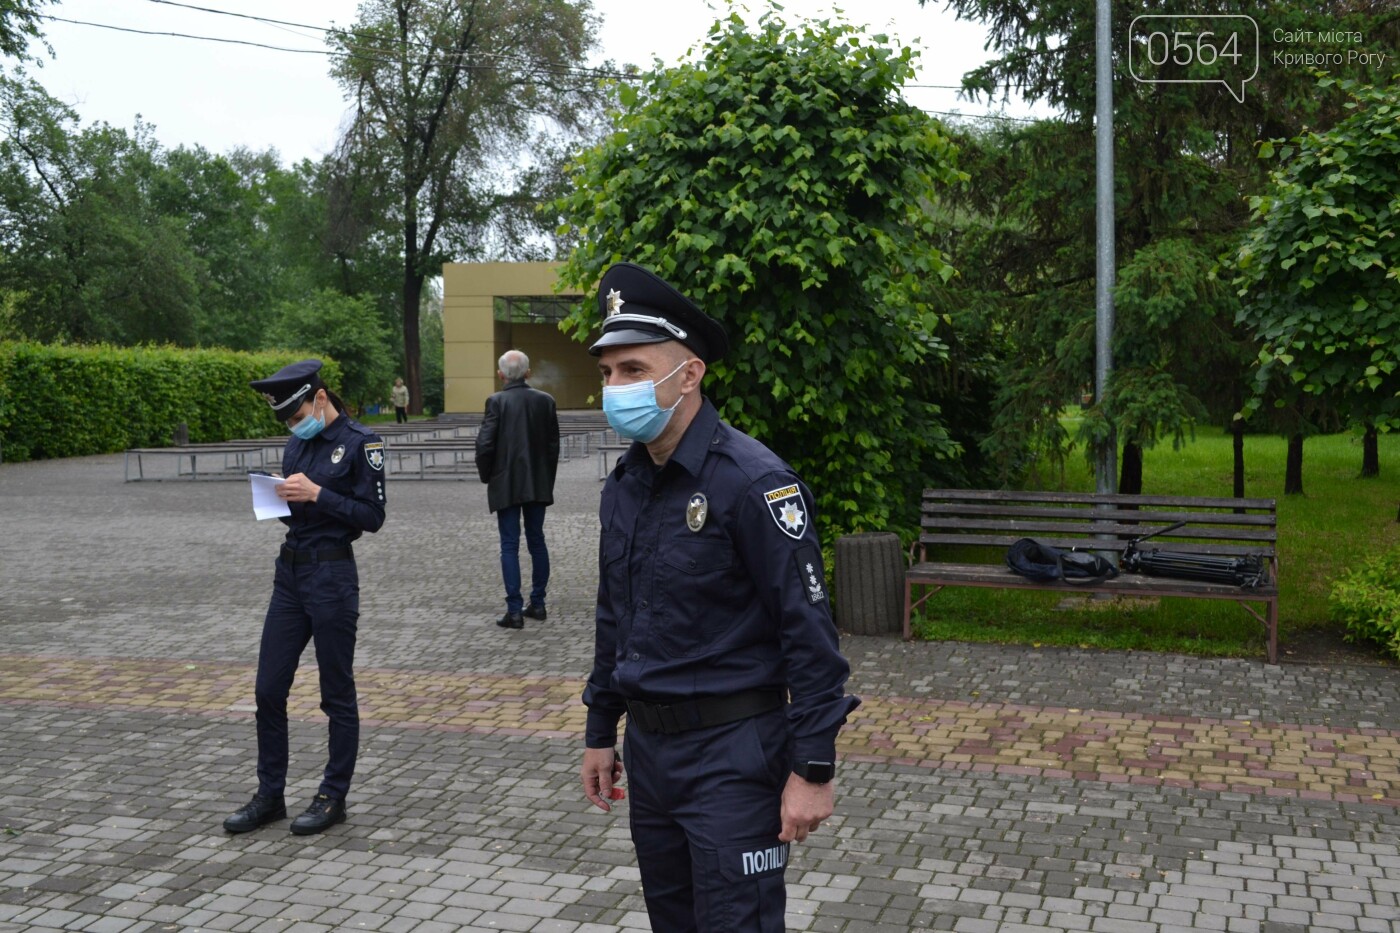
[522, 603, 547, 621]
[497, 611, 524, 629]
[290, 794, 346, 835]
[223, 793, 286, 834]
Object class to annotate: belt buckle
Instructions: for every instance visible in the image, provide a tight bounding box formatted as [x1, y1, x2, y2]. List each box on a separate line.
[654, 704, 683, 734]
[628, 700, 682, 734]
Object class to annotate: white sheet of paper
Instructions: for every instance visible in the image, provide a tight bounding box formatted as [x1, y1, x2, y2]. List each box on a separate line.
[250, 473, 290, 520]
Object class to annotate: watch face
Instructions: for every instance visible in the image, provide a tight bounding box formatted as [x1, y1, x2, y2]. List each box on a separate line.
[799, 760, 834, 784]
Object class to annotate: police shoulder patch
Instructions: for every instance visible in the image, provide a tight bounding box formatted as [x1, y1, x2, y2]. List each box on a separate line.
[364, 441, 385, 471]
[763, 482, 807, 540]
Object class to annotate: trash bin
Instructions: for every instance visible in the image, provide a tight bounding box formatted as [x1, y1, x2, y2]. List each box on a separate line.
[834, 532, 903, 636]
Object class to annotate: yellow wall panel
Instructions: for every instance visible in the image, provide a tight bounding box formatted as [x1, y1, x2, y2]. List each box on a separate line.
[441, 262, 596, 413]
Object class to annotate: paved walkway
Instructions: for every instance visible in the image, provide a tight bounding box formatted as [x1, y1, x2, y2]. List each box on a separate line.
[3, 450, 1400, 932]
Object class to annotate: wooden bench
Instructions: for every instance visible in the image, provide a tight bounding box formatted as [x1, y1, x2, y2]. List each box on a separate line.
[904, 489, 1281, 663]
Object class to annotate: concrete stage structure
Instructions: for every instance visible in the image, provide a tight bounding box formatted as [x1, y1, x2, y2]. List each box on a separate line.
[442, 262, 598, 415]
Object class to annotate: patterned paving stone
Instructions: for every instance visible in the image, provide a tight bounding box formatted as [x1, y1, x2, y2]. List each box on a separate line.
[4, 657, 1400, 806]
[2, 448, 1400, 931]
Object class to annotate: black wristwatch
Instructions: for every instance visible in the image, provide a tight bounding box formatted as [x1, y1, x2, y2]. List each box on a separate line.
[792, 760, 835, 784]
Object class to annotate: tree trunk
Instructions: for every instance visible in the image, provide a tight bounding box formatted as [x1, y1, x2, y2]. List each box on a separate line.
[1119, 441, 1143, 496]
[1232, 386, 1245, 501]
[1284, 433, 1304, 495]
[404, 270, 423, 416]
[403, 187, 423, 416]
[1361, 423, 1379, 478]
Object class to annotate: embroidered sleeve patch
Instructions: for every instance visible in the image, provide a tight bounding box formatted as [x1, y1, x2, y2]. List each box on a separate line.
[794, 545, 827, 604]
[763, 483, 807, 540]
[364, 441, 385, 471]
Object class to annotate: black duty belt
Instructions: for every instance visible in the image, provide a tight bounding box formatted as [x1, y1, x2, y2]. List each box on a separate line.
[625, 688, 784, 735]
[279, 545, 353, 565]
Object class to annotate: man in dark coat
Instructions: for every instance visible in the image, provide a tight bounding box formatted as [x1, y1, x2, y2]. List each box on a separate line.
[474, 349, 560, 629]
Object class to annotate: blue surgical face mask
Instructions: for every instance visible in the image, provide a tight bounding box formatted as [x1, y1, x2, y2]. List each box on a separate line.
[289, 396, 325, 440]
[602, 359, 692, 443]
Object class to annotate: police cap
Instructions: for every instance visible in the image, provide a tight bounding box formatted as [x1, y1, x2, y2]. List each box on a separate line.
[250, 359, 323, 421]
[588, 262, 728, 364]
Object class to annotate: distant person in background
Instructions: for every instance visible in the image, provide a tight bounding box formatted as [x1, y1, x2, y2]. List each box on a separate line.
[474, 350, 560, 629]
[391, 377, 410, 424]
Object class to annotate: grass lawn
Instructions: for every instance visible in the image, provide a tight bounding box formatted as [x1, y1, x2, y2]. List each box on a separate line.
[910, 427, 1400, 660]
[356, 412, 435, 425]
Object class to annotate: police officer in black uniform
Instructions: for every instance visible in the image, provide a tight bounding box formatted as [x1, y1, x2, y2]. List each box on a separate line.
[223, 359, 387, 836]
[579, 264, 860, 931]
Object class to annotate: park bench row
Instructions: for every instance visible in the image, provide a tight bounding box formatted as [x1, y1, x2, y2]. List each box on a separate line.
[124, 413, 616, 481]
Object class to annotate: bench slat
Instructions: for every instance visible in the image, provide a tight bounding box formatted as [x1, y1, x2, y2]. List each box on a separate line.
[907, 561, 1277, 597]
[920, 503, 1275, 527]
[921, 488, 1277, 510]
[921, 517, 1276, 544]
[917, 533, 1274, 558]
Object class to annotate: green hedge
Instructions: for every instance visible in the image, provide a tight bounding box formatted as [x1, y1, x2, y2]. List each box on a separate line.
[0, 343, 341, 462]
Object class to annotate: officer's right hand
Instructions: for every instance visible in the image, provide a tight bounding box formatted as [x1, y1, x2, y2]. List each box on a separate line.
[581, 746, 623, 812]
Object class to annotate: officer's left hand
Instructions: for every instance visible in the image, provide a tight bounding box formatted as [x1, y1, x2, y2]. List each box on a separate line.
[277, 473, 322, 503]
[778, 772, 834, 844]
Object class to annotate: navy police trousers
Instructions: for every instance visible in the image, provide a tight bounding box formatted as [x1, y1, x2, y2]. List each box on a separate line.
[255, 557, 360, 800]
[624, 707, 793, 932]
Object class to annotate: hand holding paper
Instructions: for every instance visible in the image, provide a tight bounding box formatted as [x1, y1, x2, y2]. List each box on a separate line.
[250, 472, 291, 520]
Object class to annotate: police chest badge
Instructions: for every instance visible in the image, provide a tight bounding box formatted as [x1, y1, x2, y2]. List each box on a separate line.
[763, 483, 807, 539]
[686, 493, 708, 532]
[364, 441, 385, 471]
[330, 445, 345, 464]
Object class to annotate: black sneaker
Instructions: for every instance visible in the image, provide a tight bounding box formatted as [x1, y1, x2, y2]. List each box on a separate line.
[222, 793, 286, 834]
[290, 794, 347, 835]
[497, 611, 524, 629]
[522, 603, 547, 621]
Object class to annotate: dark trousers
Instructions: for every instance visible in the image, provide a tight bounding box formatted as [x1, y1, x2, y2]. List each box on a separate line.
[496, 502, 549, 614]
[394, 406, 408, 423]
[624, 709, 792, 932]
[255, 557, 360, 800]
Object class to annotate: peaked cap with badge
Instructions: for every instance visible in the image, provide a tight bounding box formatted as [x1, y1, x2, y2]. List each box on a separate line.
[250, 359, 324, 422]
[588, 263, 729, 364]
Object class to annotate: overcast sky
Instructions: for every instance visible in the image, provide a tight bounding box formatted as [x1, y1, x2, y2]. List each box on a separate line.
[29, 0, 1052, 165]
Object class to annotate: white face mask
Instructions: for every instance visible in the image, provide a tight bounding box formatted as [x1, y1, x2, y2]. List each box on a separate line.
[601, 360, 692, 443]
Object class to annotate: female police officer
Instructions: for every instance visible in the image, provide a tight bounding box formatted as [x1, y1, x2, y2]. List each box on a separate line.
[223, 359, 387, 836]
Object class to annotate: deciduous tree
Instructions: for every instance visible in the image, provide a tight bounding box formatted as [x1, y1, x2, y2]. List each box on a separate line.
[327, 0, 604, 414]
[552, 10, 966, 539]
[0, 73, 202, 345]
[1, 0, 50, 60]
[929, 0, 1396, 494]
[1230, 77, 1400, 484]
[272, 289, 395, 414]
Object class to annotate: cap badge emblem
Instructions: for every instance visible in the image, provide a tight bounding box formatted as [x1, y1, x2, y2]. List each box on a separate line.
[606, 288, 625, 316]
[686, 493, 708, 533]
[261, 392, 277, 406]
[331, 445, 345, 464]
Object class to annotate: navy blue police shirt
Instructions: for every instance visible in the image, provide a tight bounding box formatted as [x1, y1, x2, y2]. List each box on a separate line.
[278, 414, 387, 550]
[583, 398, 860, 765]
